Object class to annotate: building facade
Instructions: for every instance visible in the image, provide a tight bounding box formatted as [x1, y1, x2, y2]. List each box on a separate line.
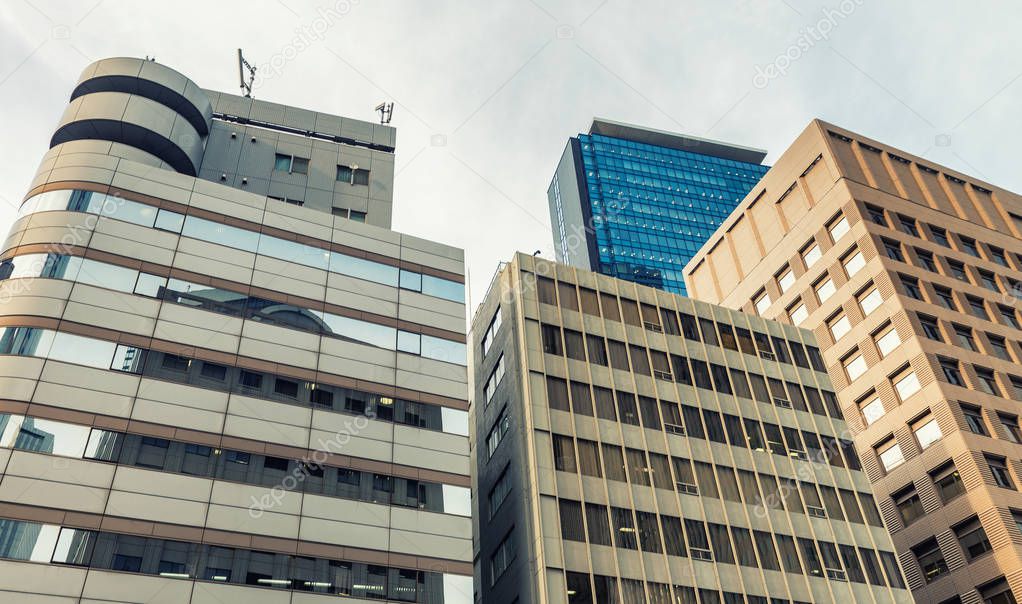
[471, 252, 911, 603]
[546, 119, 769, 296]
[0, 57, 473, 603]
[685, 120, 1022, 604]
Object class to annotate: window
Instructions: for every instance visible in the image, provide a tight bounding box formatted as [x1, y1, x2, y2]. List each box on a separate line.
[989, 246, 1009, 267]
[788, 302, 808, 326]
[893, 368, 921, 400]
[916, 248, 938, 272]
[552, 435, 576, 472]
[486, 409, 510, 458]
[754, 291, 771, 315]
[778, 268, 796, 293]
[829, 314, 851, 340]
[940, 357, 965, 386]
[490, 530, 515, 585]
[860, 395, 885, 426]
[947, 260, 968, 282]
[1001, 413, 1022, 444]
[962, 404, 988, 435]
[816, 277, 836, 303]
[912, 538, 948, 583]
[585, 503, 612, 546]
[545, 377, 569, 411]
[483, 355, 505, 403]
[975, 366, 1001, 396]
[987, 335, 1011, 361]
[933, 285, 956, 310]
[954, 516, 992, 561]
[893, 485, 924, 526]
[802, 242, 822, 268]
[912, 412, 943, 449]
[968, 296, 989, 320]
[829, 215, 851, 241]
[929, 225, 950, 247]
[958, 236, 980, 257]
[586, 334, 607, 366]
[564, 329, 585, 361]
[875, 325, 901, 357]
[559, 500, 585, 542]
[865, 204, 886, 225]
[541, 325, 562, 355]
[844, 250, 866, 277]
[987, 454, 1015, 489]
[844, 352, 868, 381]
[883, 238, 904, 262]
[488, 467, 511, 518]
[900, 274, 922, 299]
[336, 165, 370, 185]
[999, 305, 1020, 329]
[876, 438, 905, 472]
[931, 461, 965, 503]
[954, 324, 978, 351]
[980, 270, 1000, 292]
[481, 309, 502, 356]
[898, 215, 919, 236]
[979, 577, 1018, 604]
[273, 153, 308, 174]
[919, 314, 943, 340]
[858, 287, 883, 315]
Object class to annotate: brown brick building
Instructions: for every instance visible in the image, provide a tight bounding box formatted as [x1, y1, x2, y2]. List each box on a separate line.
[684, 120, 1022, 604]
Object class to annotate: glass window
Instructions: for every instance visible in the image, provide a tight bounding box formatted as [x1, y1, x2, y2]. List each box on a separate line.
[893, 369, 921, 400]
[788, 302, 808, 326]
[858, 287, 883, 315]
[829, 215, 850, 241]
[844, 250, 866, 277]
[954, 516, 992, 561]
[912, 537, 948, 583]
[754, 291, 771, 315]
[912, 413, 943, 450]
[987, 454, 1015, 489]
[829, 314, 851, 340]
[802, 243, 822, 268]
[844, 353, 867, 381]
[860, 395, 885, 426]
[893, 484, 924, 526]
[875, 325, 901, 357]
[778, 269, 796, 293]
[931, 461, 964, 503]
[963, 404, 988, 435]
[877, 439, 905, 472]
[816, 278, 836, 303]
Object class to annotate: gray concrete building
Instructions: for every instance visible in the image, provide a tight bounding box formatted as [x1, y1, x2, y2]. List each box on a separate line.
[471, 252, 912, 603]
[0, 57, 472, 603]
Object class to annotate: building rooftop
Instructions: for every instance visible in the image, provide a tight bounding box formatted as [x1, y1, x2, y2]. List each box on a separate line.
[589, 117, 768, 164]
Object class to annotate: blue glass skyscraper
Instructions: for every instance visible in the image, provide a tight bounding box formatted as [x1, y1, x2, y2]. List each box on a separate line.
[547, 119, 769, 295]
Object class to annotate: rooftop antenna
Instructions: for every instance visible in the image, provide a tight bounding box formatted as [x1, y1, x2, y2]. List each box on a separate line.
[238, 48, 257, 98]
[375, 102, 394, 124]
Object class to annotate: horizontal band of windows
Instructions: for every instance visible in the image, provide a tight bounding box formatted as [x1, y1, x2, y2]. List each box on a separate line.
[551, 433, 877, 527]
[539, 322, 843, 420]
[555, 496, 905, 590]
[0, 251, 466, 366]
[0, 413, 470, 516]
[0, 517, 471, 602]
[0, 326, 469, 436]
[17, 188, 465, 303]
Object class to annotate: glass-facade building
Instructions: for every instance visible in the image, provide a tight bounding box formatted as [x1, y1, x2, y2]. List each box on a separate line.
[547, 118, 769, 295]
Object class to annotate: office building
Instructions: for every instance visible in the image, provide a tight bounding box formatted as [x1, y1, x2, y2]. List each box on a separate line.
[471, 252, 910, 603]
[546, 119, 769, 295]
[685, 120, 1022, 604]
[0, 57, 472, 602]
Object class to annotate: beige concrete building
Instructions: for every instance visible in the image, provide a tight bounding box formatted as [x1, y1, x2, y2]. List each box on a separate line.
[685, 120, 1022, 604]
[0, 57, 472, 603]
[471, 252, 911, 603]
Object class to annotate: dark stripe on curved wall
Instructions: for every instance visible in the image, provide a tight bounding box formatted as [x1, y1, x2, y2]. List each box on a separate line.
[50, 119, 198, 176]
[71, 74, 211, 136]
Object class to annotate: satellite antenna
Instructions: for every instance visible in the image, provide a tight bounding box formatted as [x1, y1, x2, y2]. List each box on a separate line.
[238, 49, 257, 98]
[375, 102, 394, 124]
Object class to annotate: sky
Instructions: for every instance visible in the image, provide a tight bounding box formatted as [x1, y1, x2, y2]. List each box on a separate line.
[1, 0, 1021, 313]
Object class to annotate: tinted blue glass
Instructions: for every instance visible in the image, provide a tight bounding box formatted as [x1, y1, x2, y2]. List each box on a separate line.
[575, 134, 768, 295]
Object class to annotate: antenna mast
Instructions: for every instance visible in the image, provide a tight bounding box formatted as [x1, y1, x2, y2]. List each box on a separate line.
[375, 102, 394, 124]
[238, 49, 257, 98]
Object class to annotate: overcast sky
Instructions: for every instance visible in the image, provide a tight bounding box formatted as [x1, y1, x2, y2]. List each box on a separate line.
[2, 0, 1020, 312]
